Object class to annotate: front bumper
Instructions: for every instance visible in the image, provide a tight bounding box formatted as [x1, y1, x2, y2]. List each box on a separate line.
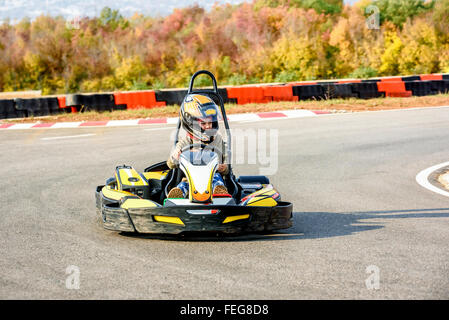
[95, 188, 293, 234]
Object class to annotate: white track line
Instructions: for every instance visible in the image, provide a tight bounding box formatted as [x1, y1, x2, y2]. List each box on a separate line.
[166, 117, 178, 124]
[237, 118, 282, 123]
[51, 122, 83, 129]
[143, 127, 175, 131]
[41, 133, 96, 141]
[279, 109, 318, 118]
[311, 105, 449, 118]
[105, 120, 139, 127]
[416, 161, 449, 198]
[7, 123, 35, 130]
[233, 110, 318, 123]
[227, 114, 260, 122]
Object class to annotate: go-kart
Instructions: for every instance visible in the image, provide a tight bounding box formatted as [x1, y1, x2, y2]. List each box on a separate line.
[95, 70, 293, 234]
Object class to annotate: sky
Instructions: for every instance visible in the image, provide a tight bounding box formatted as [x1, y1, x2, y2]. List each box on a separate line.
[0, 0, 359, 22]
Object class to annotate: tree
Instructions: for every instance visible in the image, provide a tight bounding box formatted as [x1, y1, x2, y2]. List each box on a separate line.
[99, 7, 128, 31]
[379, 30, 404, 75]
[432, 0, 449, 37]
[398, 18, 439, 74]
[0, 1, 447, 94]
[254, 0, 343, 14]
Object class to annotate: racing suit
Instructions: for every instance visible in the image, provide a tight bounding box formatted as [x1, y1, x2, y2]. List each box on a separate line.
[167, 133, 229, 197]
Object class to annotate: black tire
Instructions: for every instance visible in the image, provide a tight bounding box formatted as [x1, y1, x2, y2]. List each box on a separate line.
[351, 82, 384, 99]
[155, 89, 188, 106]
[82, 95, 95, 112]
[13, 98, 28, 118]
[321, 83, 357, 99]
[65, 94, 83, 107]
[402, 75, 420, 82]
[48, 97, 60, 114]
[113, 104, 127, 111]
[0, 99, 16, 118]
[0, 100, 6, 118]
[27, 99, 41, 117]
[218, 88, 237, 104]
[404, 81, 433, 96]
[96, 94, 114, 112]
[292, 84, 325, 100]
[38, 98, 50, 116]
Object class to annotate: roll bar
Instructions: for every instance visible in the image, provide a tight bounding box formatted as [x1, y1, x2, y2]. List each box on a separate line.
[174, 70, 231, 159]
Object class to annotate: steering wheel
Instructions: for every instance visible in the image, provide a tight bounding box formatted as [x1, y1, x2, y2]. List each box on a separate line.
[180, 143, 208, 153]
[164, 143, 225, 198]
[179, 143, 223, 161]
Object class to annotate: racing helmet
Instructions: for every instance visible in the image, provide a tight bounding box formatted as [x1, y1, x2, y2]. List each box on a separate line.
[180, 94, 220, 142]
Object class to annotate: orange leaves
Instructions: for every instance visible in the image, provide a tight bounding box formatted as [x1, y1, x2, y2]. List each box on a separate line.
[0, 2, 448, 94]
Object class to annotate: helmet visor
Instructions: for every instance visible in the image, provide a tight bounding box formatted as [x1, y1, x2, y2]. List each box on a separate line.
[193, 114, 218, 141]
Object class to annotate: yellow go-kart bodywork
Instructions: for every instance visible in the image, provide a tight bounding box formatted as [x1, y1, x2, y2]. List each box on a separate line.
[95, 70, 293, 235]
[95, 164, 293, 234]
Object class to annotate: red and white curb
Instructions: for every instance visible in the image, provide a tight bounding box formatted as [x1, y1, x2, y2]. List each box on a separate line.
[0, 110, 328, 130]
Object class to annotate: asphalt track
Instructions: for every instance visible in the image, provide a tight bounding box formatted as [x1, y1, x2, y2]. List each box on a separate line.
[1, 107, 449, 299]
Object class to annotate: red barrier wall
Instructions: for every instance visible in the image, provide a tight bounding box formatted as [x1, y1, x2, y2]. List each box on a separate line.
[113, 91, 166, 109]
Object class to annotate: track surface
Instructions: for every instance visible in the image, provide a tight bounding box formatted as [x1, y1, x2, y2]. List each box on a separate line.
[1, 107, 449, 299]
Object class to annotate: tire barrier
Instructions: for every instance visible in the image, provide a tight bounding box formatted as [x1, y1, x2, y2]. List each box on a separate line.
[1, 73, 449, 120]
[377, 80, 412, 97]
[228, 74, 448, 104]
[263, 85, 298, 102]
[155, 89, 188, 106]
[227, 86, 272, 104]
[351, 82, 385, 99]
[404, 81, 434, 96]
[14, 98, 50, 117]
[420, 74, 443, 81]
[337, 79, 362, 84]
[0, 99, 24, 119]
[154, 88, 235, 105]
[321, 83, 359, 99]
[292, 84, 325, 100]
[65, 94, 84, 107]
[87, 94, 115, 112]
[429, 80, 449, 94]
[114, 91, 166, 110]
[114, 104, 127, 111]
[402, 75, 421, 82]
[57, 96, 72, 114]
[0, 100, 6, 119]
[65, 93, 116, 112]
[217, 88, 237, 104]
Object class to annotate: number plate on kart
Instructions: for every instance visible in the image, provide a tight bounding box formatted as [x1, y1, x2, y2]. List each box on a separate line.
[187, 209, 220, 215]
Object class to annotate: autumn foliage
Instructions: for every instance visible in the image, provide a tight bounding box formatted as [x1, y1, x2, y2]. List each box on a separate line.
[0, 0, 447, 95]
